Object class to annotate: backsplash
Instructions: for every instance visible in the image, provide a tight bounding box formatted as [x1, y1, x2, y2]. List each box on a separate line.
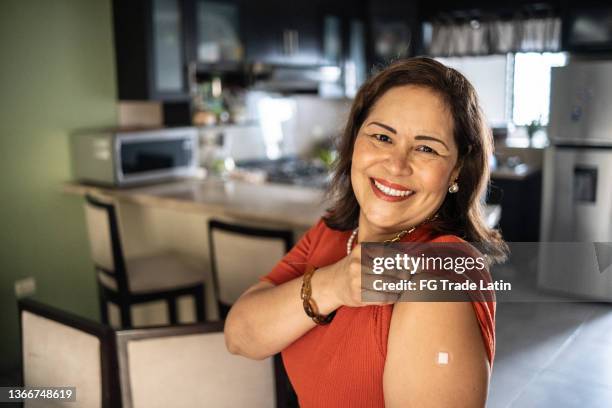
[199, 93, 351, 163]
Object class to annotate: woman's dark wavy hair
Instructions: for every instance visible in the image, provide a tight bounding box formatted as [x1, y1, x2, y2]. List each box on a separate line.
[323, 57, 508, 263]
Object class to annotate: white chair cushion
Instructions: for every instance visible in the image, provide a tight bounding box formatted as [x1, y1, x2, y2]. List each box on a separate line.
[125, 252, 205, 294]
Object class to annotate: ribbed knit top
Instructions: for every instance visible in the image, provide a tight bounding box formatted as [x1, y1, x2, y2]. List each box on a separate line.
[261, 219, 496, 407]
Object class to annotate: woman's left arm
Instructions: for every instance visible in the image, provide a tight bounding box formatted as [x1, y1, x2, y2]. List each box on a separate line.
[383, 300, 490, 407]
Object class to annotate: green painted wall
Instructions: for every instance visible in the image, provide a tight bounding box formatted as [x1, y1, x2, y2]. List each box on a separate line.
[0, 0, 117, 374]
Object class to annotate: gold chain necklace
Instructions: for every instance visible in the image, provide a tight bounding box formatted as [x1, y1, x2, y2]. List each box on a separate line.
[346, 213, 438, 255]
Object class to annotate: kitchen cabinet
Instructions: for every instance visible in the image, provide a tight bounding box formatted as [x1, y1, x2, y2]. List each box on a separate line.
[366, 0, 419, 65]
[112, 0, 367, 103]
[488, 171, 542, 242]
[240, 0, 368, 67]
[561, 2, 612, 53]
[241, 0, 323, 65]
[113, 0, 190, 101]
[184, 0, 244, 67]
[313, 1, 368, 96]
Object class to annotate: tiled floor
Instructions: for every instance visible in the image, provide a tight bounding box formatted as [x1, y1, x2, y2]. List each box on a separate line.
[488, 301, 612, 407]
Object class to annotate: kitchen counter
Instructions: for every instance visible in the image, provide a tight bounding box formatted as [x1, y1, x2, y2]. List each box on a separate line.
[63, 177, 501, 230]
[490, 164, 541, 180]
[63, 178, 327, 229]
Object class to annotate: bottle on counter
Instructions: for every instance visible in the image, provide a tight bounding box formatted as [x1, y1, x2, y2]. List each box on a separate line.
[198, 128, 235, 179]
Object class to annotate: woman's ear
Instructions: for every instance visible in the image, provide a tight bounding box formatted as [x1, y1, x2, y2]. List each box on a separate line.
[450, 161, 463, 183]
[451, 146, 470, 182]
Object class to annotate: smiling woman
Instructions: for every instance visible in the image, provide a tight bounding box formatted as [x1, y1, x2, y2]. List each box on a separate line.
[224, 57, 508, 408]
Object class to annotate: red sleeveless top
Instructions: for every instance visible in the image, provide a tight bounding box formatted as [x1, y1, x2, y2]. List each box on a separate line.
[261, 219, 496, 408]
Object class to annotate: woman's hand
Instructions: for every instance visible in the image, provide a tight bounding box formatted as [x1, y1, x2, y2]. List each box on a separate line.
[313, 244, 400, 310]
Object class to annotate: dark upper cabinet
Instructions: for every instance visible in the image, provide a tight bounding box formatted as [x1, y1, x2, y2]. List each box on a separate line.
[561, 2, 612, 53]
[366, 0, 418, 66]
[112, 0, 364, 103]
[184, 0, 244, 67]
[319, 0, 365, 63]
[113, 0, 189, 101]
[241, 0, 324, 65]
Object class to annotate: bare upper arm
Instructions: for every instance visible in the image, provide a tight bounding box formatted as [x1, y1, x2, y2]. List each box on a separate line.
[383, 300, 490, 408]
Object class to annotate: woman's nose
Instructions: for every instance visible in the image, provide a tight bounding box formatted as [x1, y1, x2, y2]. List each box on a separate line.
[384, 149, 413, 176]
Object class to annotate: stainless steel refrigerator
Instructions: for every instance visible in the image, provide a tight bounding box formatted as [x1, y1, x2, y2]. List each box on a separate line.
[538, 60, 612, 301]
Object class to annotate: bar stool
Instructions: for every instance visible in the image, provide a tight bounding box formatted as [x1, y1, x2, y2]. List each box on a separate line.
[83, 194, 206, 328]
[208, 219, 294, 319]
[208, 219, 297, 407]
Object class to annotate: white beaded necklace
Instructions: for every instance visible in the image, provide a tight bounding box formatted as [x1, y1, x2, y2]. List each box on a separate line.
[346, 227, 412, 255]
[346, 228, 359, 255]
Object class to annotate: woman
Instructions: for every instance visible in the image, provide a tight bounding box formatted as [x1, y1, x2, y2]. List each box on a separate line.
[224, 57, 507, 407]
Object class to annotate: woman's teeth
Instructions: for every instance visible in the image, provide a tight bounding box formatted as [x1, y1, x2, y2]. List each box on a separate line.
[373, 179, 413, 197]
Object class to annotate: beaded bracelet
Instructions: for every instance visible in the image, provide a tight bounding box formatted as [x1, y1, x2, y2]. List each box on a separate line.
[300, 265, 336, 325]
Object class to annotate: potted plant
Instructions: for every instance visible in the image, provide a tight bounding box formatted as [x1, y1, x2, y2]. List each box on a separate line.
[526, 116, 542, 145]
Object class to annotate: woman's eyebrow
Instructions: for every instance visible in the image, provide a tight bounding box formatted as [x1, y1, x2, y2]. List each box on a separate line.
[367, 121, 397, 134]
[415, 135, 449, 150]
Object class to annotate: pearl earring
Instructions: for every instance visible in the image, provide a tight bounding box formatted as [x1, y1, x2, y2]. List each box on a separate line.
[448, 182, 459, 193]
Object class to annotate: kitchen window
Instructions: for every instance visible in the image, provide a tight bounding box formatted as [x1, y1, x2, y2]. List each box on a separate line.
[436, 52, 567, 128]
[512, 52, 568, 126]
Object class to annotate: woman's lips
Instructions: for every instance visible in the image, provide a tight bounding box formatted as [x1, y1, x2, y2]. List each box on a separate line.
[371, 177, 410, 191]
[369, 178, 414, 202]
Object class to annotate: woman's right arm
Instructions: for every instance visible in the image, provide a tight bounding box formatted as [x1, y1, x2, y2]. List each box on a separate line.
[224, 245, 391, 360]
[223, 264, 340, 360]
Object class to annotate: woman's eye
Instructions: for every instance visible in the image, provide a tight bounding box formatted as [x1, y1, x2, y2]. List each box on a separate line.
[416, 145, 438, 155]
[372, 134, 392, 143]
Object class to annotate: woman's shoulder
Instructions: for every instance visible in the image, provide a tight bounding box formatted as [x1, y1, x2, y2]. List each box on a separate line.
[298, 218, 329, 243]
[308, 218, 352, 240]
[296, 218, 351, 253]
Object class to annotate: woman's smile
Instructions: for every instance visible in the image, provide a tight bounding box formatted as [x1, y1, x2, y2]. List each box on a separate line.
[370, 177, 415, 202]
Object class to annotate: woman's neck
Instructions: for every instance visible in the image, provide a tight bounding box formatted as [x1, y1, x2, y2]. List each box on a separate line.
[356, 213, 410, 243]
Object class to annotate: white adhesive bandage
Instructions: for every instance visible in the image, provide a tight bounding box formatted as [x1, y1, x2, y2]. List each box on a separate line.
[437, 351, 450, 365]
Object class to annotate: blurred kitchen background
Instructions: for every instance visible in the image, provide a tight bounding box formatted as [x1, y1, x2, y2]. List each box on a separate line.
[2, 0, 612, 406]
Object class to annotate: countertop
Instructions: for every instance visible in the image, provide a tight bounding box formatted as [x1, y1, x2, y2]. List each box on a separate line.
[490, 164, 541, 180]
[64, 177, 502, 229]
[63, 178, 327, 229]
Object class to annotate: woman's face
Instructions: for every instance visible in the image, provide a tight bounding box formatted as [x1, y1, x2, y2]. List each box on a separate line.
[351, 85, 460, 234]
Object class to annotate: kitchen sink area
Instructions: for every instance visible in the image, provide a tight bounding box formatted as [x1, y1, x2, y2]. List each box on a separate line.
[235, 156, 332, 188]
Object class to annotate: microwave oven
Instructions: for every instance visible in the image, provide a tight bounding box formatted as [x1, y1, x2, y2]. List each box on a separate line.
[70, 127, 199, 187]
